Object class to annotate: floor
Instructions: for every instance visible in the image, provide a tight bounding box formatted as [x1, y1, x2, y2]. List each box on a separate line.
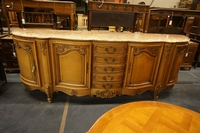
[0, 67, 200, 133]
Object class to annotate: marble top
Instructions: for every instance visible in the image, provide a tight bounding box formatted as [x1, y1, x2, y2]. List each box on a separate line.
[12, 28, 190, 43]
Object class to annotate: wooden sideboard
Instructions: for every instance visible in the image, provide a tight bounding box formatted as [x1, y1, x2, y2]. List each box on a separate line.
[146, 7, 200, 34]
[181, 41, 198, 70]
[87, 2, 149, 32]
[2, 0, 76, 36]
[12, 28, 189, 102]
[1, 35, 19, 72]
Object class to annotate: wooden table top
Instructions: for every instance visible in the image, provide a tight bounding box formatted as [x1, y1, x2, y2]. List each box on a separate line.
[87, 101, 200, 133]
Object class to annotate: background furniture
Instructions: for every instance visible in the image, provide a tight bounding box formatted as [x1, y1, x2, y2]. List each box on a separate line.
[87, 1, 149, 32]
[1, 35, 19, 72]
[181, 41, 198, 70]
[0, 57, 6, 85]
[2, 0, 76, 36]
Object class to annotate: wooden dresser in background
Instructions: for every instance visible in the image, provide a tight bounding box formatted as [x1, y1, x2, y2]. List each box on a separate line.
[87, 1, 149, 32]
[0, 36, 19, 72]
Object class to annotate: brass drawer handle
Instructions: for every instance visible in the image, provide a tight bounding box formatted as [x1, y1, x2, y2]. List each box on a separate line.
[103, 76, 114, 81]
[104, 57, 115, 64]
[104, 67, 114, 73]
[102, 84, 113, 90]
[105, 47, 116, 54]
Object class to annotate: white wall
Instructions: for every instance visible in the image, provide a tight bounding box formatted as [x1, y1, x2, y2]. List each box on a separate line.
[128, 0, 181, 8]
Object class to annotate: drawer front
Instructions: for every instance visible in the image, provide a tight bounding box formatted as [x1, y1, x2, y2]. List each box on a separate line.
[4, 54, 17, 61]
[93, 55, 126, 64]
[54, 3, 75, 14]
[23, 1, 53, 8]
[6, 61, 19, 68]
[93, 82, 122, 89]
[107, 4, 133, 11]
[93, 65, 124, 74]
[94, 44, 127, 54]
[4, 0, 22, 11]
[93, 74, 123, 82]
[89, 2, 107, 10]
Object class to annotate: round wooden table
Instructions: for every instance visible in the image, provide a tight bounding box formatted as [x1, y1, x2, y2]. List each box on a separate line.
[87, 101, 200, 133]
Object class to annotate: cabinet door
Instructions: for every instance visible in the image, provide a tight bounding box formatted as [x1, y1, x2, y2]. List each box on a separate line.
[50, 40, 91, 96]
[13, 37, 41, 88]
[166, 43, 188, 86]
[123, 43, 163, 94]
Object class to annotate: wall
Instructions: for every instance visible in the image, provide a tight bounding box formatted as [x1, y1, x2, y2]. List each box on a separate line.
[128, 0, 181, 8]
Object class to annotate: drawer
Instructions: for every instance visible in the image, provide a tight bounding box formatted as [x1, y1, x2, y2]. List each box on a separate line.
[93, 55, 126, 64]
[93, 65, 125, 74]
[107, 4, 133, 11]
[92, 82, 122, 89]
[93, 44, 127, 54]
[4, 0, 22, 11]
[6, 61, 19, 68]
[93, 74, 123, 82]
[54, 3, 75, 14]
[23, 1, 53, 9]
[133, 5, 149, 12]
[4, 54, 17, 61]
[89, 2, 107, 10]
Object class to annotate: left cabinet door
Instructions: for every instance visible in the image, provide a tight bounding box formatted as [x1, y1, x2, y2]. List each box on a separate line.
[50, 39, 91, 96]
[13, 37, 41, 88]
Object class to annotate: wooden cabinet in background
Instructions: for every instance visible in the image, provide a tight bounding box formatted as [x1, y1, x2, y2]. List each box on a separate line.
[87, 1, 149, 32]
[1, 36, 19, 72]
[181, 41, 198, 70]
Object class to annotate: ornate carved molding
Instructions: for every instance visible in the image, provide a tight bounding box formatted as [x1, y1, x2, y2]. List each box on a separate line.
[176, 46, 187, 57]
[15, 41, 32, 54]
[133, 47, 159, 56]
[96, 90, 119, 98]
[166, 45, 172, 58]
[56, 44, 87, 55]
[71, 90, 78, 96]
[154, 83, 163, 100]
[40, 42, 47, 55]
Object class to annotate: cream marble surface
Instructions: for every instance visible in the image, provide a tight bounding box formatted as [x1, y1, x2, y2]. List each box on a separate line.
[12, 28, 190, 43]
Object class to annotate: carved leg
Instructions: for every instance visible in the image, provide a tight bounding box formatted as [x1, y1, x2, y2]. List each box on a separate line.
[45, 85, 53, 103]
[153, 84, 162, 100]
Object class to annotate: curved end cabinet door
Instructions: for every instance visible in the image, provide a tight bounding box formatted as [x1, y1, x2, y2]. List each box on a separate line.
[13, 37, 41, 89]
[123, 43, 163, 95]
[166, 43, 188, 87]
[50, 40, 91, 96]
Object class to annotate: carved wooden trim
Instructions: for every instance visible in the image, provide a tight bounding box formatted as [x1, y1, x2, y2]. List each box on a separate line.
[56, 44, 87, 55]
[15, 41, 32, 54]
[154, 83, 163, 100]
[71, 90, 78, 96]
[40, 42, 47, 55]
[133, 47, 159, 56]
[166, 45, 172, 58]
[176, 46, 187, 57]
[96, 90, 120, 98]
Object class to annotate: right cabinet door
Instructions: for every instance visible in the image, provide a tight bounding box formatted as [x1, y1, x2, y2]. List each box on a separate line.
[50, 39, 91, 96]
[123, 43, 163, 95]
